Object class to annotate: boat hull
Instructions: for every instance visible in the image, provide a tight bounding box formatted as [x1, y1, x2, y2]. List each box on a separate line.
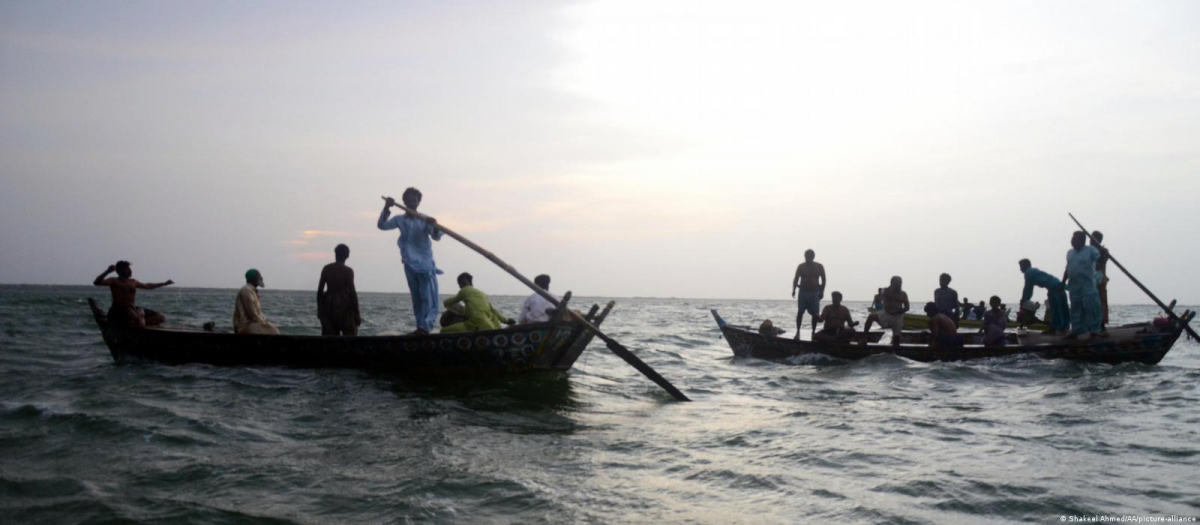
[714, 310, 1180, 365]
[88, 298, 607, 376]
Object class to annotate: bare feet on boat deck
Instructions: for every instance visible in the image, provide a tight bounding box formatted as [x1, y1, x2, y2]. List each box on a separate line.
[407, 329, 429, 336]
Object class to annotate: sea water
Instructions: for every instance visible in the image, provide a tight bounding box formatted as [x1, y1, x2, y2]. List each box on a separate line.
[1, 285, 1197, 523]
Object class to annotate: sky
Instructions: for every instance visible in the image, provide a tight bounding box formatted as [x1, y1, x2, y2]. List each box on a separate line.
[2, 0, 1198, 304]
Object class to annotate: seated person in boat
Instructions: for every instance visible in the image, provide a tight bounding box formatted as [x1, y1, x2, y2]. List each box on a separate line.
[924, 302, 964, 348]
[1019, 258, 1069, 334]
[863, 276, 909, 345]
[234, 269, 280, 335]
[758, 319, 786, 336]
[519, 274, 558, 324]
[973, 301, 987, 321]
[981, 295, 1008, 347]
[934, 273, 960, 322]
[93, 261, 174, 328]
[317, 244, 361, 336]
[441, 273, 515, 333]
[871, 288, 884, 311]
[814, 291, 858, 344]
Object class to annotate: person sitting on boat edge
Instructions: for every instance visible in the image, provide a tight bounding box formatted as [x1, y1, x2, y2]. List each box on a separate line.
[1019, 258, 1069, 334]
[317, 244, 361, 336]
[519, 274, 558, 324]
[1062, 231, 1105, 339]
[981, 296, 1008, 347]
[791, 249, 826, 340]
[814, 291, 858, 344]
[924, 302, 964, 348]
[234, 269, 280, 335]
[441, 272, 515, 333]
[379, 188, 443, 336]
[933, 273, 960, 324]
[93, 260, 174, 328]
[863, 276, 909, 346]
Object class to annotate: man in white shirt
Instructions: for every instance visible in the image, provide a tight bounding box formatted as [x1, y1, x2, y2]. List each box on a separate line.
[519, 274, 558, 324]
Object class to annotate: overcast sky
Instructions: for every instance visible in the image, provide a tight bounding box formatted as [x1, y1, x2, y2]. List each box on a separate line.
[2, 1, 1198, 304]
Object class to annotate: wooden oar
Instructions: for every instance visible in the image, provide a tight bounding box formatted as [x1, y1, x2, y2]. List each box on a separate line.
[383, 196, 691, 401]
[1069, 213, 1198, 341]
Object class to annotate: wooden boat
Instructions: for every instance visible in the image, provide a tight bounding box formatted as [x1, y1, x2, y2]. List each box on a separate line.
[713, 310, 1184, 365]
[868, 308, 1048, 331]
[87, 297, 612, 376]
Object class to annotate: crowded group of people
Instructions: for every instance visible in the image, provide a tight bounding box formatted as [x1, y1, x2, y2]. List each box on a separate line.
[94, 187, 559, 336]
[782, 230, 1111, 348]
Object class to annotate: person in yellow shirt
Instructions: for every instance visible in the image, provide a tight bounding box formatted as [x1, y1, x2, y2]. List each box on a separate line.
[440, 273, 514, 333]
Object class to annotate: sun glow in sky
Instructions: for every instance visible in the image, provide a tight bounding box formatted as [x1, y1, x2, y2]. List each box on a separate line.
[2, 1, 1198, 304]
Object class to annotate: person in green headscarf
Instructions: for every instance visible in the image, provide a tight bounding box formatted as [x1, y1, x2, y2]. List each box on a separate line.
[234, 268, 280, 335]
[440, 273, 515, 333]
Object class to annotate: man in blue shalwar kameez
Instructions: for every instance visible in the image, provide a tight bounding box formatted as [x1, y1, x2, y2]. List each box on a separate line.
[1019, 258, 1069, 333]
[1062, 231, 1105, 339]
[379, 188, 443, 335]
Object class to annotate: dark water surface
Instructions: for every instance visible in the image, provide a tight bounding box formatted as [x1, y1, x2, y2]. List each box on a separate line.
[2, 285, 1198, 524]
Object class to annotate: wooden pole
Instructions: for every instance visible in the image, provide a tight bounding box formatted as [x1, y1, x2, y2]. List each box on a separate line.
[384, 197, 690, 401]
[1068, 213, 1198, 341]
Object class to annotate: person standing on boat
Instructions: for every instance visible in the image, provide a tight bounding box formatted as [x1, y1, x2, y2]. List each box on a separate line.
[441, 273, 515, 333]
[519, 274, 558, 324]
[863, 276, 909, 345]
[1062, 231, 1105, 339]
[1019, 259, 1069, 333]
[1091, 230, 1111, 330]
[790, 249, 826, 339]
[93, 261, 173, 328]
[379, 188, 443, 335]
[814, 291, 858, 344]
[234, 269, 280, 335]
[933, 273, 961, 323]
[317, 244, 361, 336]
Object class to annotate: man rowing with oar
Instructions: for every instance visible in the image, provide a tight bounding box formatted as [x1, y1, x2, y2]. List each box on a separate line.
[379, 188, 443, 335]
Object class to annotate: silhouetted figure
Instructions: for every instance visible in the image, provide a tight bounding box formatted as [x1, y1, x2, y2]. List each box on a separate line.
[934, 273, 960, 322]
[982, 296, 1007, 347]
[1091, 230, 1111, 330]
[318, 244, 361, 336]
[864, 276, 910, 346]
[814, 291, 858, 344]
[924, 302, 963, 348]
[93, 261, 173, 328]
[791, 249, 826, 339]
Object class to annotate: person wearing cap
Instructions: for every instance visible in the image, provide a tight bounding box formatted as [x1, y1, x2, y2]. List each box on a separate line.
[234, 268, 280, 335]
[379, 187, 443, 335]
[93, 260, 174, 327]
[1018, 258, 1069, 334]
[440, 272, 514, 333]
[317, 244, 361, 336]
